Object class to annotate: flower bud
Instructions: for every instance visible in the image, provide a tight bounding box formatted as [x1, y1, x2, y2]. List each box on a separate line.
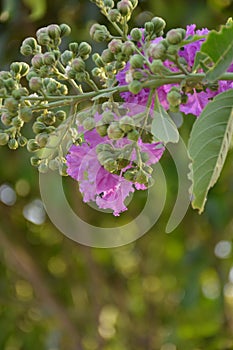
[101, 49, 114, 63]
[60, 24, 71, 37]
[68, 43, 78, 55]
[47, 24, 61, 39]
[130, 28, 142, 41]
[21, 37, 37, 51]
[72, 58, 85, 72]
[104, 0, 114, 8]
[66, 68, 76, 79]
[121, 41, 135, 56]
[61, 50, 73, 65]
[17, 136, 27, 147]
[90, 24, 111, 42]
[1, 113, 12, 126]
[166, 29, 184, 45]
[20, 45, 33, 56]
[141, 152, 150, 163]
[102, 111, 115, 124]
[12, 116, 24, 128]
[35, 132, 49, 147]
[37, 33, 51, 46]
[108, 39, 122, 54]
[117, 0, 133, 16]
[128, 80, 142, 95]
[31, 54, 44, 69]
[107, 122, 124, 140]
[8, 138, 19, 150]
[135, 169, 149, 184]
[20, 107, 33, 122]
[103, 158, 118, 172]
[30, 156, 41, 167]
[123, 169, 136, 181]
[108, 9, 121, 22]
[127, 129, 139, 141]
[0, 132, 9, 145]
[32, 121, 46, 134]
[149, 43, 167, 59]
[119, 115, 134, 132]
[78, 42, 92, 57]
[130, 54, 144, 69]
[55, 110, 66, 121]
[151, 17, 166, 35]
[43, 52, 56, 65]
[12, 87, 29, 100]
[20, 62, 30, 76]
[4, 78, 16, 91]
[29, 77, 43, 91]
[97, 151, 114, 165]
[27, 139, 40, 152]
[167, 88, 182, 107]
[83, 117, 95, 130]
[144, 22, 154, 34]
[96, 122, 108, 136]
[4, 98, 18, 114]
[10, 62, 21, 75]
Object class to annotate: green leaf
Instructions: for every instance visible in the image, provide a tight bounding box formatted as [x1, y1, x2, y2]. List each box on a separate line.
[193, 51, 211, 73]
[188, 89, 233, 213]
[200, 21, 233, 82]
[151, 93, 179, 144]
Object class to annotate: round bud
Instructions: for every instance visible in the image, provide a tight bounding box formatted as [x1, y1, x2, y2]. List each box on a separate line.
[4, 98, 18, 114]
[150, 59, 164, 74]
[66, 68, 76, 79]
[1, 113, 12, 126]
[128, 80, 142, 95]
[108, 9, 121, 22]
[127, 129, 139, 141]
[167, 88, 182, 107]
[12, 88, 29, 100]
[17, 136, 27, 147]
[149, 43, 167, 59]
[12, 116, 24, 128]
[123, 169, 136, 181]
[102, 111, 115, 124]
[144, 22, 154, 34]
[130, 54, 144, 69]
[108, 39, 122, 54]
[141, 152, 150, 163]
[83, 117, 95, 130]
[119, 115, 135, 132]
[101, 49, 114, 63]
[121, 41, 135, 56]
[166, 29, 183, 45]
[151, 17, 166, 35]
[31, 54, 44, 69]
[96, 123, 108, 137]
[43, 52, 56, 65]
[130, 28, 143, 41]
[47, 24, 61, 40]
[0, 132, 9, 145]
[117, 0, 133, 16]
[4, 78, 16, 91]
[61, 50, 73, 65]
[26, 69, 38, 81]
[8, 138, 19, 150]
[21, 37, 37, 50]
[78, 42, 92, 57]
[69, 42, 79, 54]
[104, 0, 114, 8]
[20, 107, 33, 122]
[30, 156, 41, 167]
[72, 58, 85, 72]
[103, 159, 118, 173]
[27, 139, 40, 152]
[35, 133, 49, 147]
[55, 110, 66, 121]
[20, 45, 33, 56]
[10, 62, 21, 75]
[107, 122, 124, 140]
[135, 169, 148, 184]
[90, 24, 110, 42]
[44, 112, 56, 125]
[20, 62, 30, 76]
[37, 33, 51, 46]
[32, 121, 46, 134]
[29, 77, 43, 91]
[60, 24, 71, 37]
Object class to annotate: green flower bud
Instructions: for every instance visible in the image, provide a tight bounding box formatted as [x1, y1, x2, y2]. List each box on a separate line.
[12, 88, 29, 100]
[38, 161, 49, 173]
[32, 121, 46, 134]
[90, 24, 111, 42]
[17, 136, 27, 147]
[4, 78, 16, 91]
[44, 112, 56, 125]
[8, 138, 19, 150]
[78, 42, 92, 57]
[108, 39, 122, 54]
[49, 158, 60, 171]
[37, 33, 51, 46]
[135, 169, 149, 184]
[151, 17, 166, 35]
[117, 158, 130, 170]
[20, 107, 33, 122]
[141, 152, 150, 163]
[26, 69, 38, 81]
[35, 132, 49, 147]
[141, 130, 153, 143]
[27, 139, 40, 152]
[0, 132, 9, 145]
[97, 151, 114, 165]
[130, 54, 144, 69]
[45, 126, 56, 134]
[20, 62, 30, 76]
[132, 70, 143, 80]
[130, 28, 143, 41]
[83, 117, 95, 130]
[103, 158, 118, 172]
[55, 110, 66, 121]
[145, 22, 154, 34]
[123, 169, 136, 181]
[101, 49, 114, 63]
[167, 88, 182, 107]
[43, 52, 56, 65]
[104, 0, 114, 8]
[108, 9, 121, 22]
[0, 71, 11, 80]
[30, 156, 41, 167]
[166, 29, 184, 45]
[46, 80, 57, 94]
[127, 129, 139, 141]
[96, 122, 108, 137]
[102, 111, 115, 124]
[29, 77, 43, 91]
[72, 58, 85, 72]
[47, 24, 61, 40]
[122, 41, 135, 56]
[117, 0, 133, 16]
[60, 23, 71, 37]
[61, 50, 73, 65]
[31, 54, 44, 69]
[128, 80, 142, 94]
[4, 98, 18, 114]
[69, 42, 79, 54]
[119, 115, 135, 132]
[107, 122, 124, 140]
[66, 68, 76, 79]
[12, 116, 24, 128]
[20, 45, 33, 56]
[93, 54, 104, 68]
[1, 113, 12, 126]
[10, 62, 21, 75]
[149, 43, 167, 59]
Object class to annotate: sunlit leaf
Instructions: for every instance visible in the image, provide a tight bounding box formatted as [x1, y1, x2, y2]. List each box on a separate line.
[188, 89, 233, 213]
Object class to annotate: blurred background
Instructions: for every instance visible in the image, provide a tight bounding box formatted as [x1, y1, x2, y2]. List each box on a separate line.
[0, 0, 233, 349]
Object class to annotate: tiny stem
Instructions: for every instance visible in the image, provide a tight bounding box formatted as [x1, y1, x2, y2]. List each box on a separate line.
[55, 61, 83, 94]
[140, 88, 155, 136]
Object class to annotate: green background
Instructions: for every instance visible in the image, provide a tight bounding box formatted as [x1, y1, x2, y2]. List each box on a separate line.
[0, 1, 233, 349]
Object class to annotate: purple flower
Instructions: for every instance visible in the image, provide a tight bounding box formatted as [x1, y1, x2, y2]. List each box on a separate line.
[66, 127, 164, 216]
